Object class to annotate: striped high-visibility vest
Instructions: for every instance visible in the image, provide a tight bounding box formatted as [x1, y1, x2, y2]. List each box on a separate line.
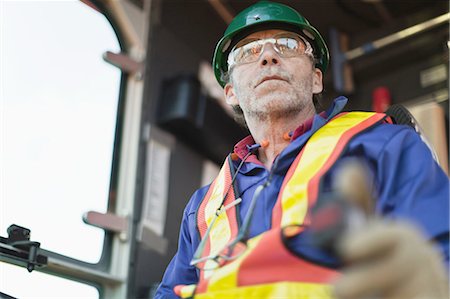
[176, 112, 386, 298]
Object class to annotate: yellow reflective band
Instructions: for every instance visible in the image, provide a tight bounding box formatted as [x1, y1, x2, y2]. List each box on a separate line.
[196, 281, 335, 299]
[203, 163, 232, 275]
[280, 112, 380, 228]
[178, 284, 197, 299]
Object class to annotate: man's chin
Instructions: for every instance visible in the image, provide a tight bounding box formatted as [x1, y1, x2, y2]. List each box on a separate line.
[253, 90, 291, 104]
[256, 94, 293, 108]
[246, 104, 302, 121]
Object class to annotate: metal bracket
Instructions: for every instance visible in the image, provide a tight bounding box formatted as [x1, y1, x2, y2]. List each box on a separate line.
[0, 225, 125, 286]
[0, 225, 48, 272]
[83, 211, 128, 240]
[330, 28, 354, 94]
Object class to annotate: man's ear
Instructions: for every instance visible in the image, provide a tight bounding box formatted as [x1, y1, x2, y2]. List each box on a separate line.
[224, 83, 238, 106]
[312, 68, 323, 94]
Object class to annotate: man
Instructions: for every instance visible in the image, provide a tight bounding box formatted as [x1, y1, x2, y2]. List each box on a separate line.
[155, 1, 449, 298]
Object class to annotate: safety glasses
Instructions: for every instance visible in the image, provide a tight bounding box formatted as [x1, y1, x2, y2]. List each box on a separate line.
[190, 182, 269, 270]
[190, 155, 281, 271]
[227, 32, 313, 68]
[189, 152, 251, 271]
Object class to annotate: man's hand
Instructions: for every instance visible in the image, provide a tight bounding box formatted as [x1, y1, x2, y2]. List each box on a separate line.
[334, 220, 449, 299]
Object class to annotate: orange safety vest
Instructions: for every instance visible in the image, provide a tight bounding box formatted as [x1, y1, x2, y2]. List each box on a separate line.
[176, 112, 386, 298]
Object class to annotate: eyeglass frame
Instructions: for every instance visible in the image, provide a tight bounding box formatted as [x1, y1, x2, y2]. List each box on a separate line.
[190, 156, 282, 271]
[190, 182, 269, 270]
[227, 32, 314, 69]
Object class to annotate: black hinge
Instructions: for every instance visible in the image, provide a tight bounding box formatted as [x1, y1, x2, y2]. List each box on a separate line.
[0, 224, 48, 272]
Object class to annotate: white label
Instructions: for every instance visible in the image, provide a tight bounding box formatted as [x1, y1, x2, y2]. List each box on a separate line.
[141, 140, 171, 236]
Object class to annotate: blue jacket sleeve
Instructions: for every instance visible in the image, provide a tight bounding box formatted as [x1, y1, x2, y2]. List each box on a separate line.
[154, 187, 208, 299]
[284, 124, 449, 269]
[373, 125, 449, 263]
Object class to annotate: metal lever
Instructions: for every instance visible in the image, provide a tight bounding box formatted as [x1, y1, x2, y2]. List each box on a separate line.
[83, 211, 128, 240]
[103, 51, 144, 79]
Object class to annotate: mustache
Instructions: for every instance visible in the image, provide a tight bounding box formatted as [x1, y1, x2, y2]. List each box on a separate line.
[252, 68, 292, 88]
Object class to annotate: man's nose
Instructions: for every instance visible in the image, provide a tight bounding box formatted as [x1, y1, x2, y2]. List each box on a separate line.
[259, 43, 279, 66]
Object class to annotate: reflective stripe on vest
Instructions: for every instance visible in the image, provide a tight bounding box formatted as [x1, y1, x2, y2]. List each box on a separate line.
[272, 112, 386, 228]
[178, 227, 339, 299]
[179, 112, 385, 298]
[195, 227, 338, 298]
[196, 155, 239, 280]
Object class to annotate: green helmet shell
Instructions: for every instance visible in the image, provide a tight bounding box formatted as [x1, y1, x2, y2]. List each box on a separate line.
[213, 1, 329, 87]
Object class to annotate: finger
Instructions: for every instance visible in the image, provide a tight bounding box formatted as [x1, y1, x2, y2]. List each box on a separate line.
[334, 240, 417, 299]
[334, 159, 374, 215]
[338, 221, 421, 263]
[384, 272, 426, 299]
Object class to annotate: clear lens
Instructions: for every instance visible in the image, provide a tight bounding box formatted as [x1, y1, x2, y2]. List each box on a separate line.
[238, 40, 264, 64]
[190, 241, 248, 271]
[228, 33, 312, 67]
[219, 241, 247, 262]
[276, 36, 307, 56]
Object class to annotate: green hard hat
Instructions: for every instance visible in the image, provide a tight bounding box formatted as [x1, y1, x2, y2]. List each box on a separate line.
[213, 1, 329, 87]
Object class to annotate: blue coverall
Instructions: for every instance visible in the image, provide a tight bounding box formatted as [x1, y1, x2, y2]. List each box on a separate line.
[155, 97, 449, 298]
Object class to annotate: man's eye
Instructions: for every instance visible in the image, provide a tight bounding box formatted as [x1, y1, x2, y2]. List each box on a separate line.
[275, 40, 292, 53]
[251, 46, 261, 55]
[277, 42, 289, 51]
[242, 45, 259, 57]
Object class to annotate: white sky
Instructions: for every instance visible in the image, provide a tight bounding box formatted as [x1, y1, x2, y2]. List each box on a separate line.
[0, 0, 121, 297]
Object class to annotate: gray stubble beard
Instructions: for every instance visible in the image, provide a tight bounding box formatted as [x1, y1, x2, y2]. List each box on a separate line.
[235, 72, 314, 123]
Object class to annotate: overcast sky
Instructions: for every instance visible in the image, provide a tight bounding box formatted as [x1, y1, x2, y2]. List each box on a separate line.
[1, 0, 121, 297]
